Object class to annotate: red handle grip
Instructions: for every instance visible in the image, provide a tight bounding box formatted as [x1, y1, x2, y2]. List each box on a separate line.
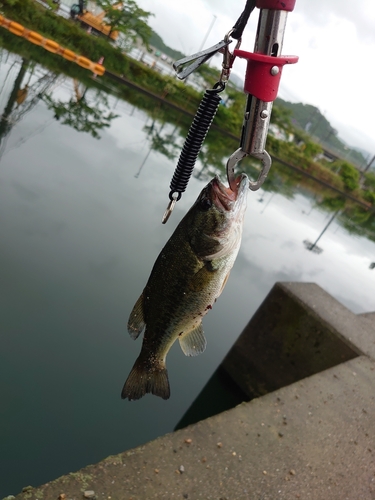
[234, 49, 298, 102]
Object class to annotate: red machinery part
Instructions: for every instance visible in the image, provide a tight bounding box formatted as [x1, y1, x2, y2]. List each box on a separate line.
[256, 0, 296, 11]
[234, 49, 298, 102]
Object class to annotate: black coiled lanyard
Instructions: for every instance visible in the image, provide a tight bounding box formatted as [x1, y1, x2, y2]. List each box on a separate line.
[161, 81, 224, 223]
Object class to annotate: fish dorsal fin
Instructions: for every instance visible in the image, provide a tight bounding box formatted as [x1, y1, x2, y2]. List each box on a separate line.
[179, 324, 207, 357]
[127, 294, 145, 340]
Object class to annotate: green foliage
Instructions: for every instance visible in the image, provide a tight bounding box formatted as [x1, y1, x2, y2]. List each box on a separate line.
[44, 0, 59, 10]
[214, 88, 246, 137]
[267, 135, 281, 154]
[363, 190, 375, 205]
[339, 205, 375, 241]
[271, 102, 292, 130]
[302, 141, 323, 159]
[317, 196, 346, 211]
[266, 135, 346, 190]
[336, 161, 360, 191]
[364, 171, 375, 190]
[95, 0, 153, 44]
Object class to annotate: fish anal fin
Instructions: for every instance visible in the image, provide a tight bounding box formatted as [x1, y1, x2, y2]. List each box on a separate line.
[121, 353, 170, 401]
[179, 323, 207, 357]
[127, 294, 146, 340]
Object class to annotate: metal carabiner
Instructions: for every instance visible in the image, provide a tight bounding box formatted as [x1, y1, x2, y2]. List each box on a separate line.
[161, 194, 178, 224]
[226, 148, 272, 192]
[219, 30, 241, 83]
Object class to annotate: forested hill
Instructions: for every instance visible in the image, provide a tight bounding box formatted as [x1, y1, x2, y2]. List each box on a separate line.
[149, 31, 185, 61]
[276, 97, 366, 167]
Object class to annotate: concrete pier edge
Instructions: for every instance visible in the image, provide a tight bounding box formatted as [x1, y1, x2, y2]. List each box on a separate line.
[7, 282, 375, 500]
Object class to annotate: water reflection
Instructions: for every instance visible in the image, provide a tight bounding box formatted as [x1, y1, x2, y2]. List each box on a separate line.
[304, 209, 341, 254]
[144, 119, 181, 160]
[0, 48, 375, 498]
[42, 82, 118, 139]
[0, 57, 59, 154]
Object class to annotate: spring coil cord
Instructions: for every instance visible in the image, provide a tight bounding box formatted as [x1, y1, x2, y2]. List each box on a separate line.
[167, 82, 224, 203]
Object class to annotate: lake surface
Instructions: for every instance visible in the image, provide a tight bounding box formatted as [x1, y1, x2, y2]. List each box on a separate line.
[1, 49, 375, 497]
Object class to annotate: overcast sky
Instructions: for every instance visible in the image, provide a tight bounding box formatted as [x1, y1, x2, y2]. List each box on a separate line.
[136, 0, 375, 159]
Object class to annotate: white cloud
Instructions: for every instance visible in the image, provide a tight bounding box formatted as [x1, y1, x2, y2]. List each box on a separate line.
[295, 0, 375, 43]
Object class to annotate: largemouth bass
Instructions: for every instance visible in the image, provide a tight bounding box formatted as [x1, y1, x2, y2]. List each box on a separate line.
[122, 174, 249, 400]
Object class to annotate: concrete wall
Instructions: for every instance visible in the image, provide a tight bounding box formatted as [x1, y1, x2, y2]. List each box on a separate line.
[9, 282, 375, 500]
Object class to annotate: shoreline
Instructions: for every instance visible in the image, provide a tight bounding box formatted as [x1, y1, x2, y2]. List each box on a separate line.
[0, 2, 374, 212]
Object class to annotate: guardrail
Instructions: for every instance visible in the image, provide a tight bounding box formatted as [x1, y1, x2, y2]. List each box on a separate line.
[0, 14, 105, 76]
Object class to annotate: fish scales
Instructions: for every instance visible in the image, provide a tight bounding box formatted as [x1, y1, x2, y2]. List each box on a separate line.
[122, 174, 249, 401]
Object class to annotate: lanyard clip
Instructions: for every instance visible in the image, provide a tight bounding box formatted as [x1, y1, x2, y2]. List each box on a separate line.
[219, 30, 241, 83]
[173, 39, 232, 80]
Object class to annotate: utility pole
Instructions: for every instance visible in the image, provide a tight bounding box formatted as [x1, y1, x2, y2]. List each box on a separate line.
[184, 14, 217, 85]
[303, 209, 340, 254]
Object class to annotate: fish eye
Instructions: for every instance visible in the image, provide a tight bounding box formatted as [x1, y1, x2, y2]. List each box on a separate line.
[199, 197, 212, 211]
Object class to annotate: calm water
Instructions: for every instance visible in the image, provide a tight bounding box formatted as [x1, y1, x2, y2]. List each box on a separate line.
[1, 50, 375, 497]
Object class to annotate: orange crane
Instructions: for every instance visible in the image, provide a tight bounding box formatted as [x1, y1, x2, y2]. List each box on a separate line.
[71, 1, 121, 41]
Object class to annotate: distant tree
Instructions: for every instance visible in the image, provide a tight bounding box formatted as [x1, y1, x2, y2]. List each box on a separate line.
[302, 140, 323, 160]
[336, 161, 360, 191]
[95, 0, 153, 44]
[317, 195, 346, 212]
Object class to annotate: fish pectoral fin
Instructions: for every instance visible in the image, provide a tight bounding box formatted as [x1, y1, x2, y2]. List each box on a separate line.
[179, 323, 207, 357]
[127, 294, 146, 340]
[218, 270, 230, 296]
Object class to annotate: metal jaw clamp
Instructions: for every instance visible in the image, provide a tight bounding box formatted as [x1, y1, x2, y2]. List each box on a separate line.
[173, 28, 241, 83]
[173, 38, 232, 80]
[226, 0, 298, 192]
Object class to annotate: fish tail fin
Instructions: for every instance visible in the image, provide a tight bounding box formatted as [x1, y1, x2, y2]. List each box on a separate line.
[121, 354, 170, 401]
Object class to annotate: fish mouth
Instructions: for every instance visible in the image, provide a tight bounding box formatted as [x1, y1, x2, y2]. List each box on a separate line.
[211, 174, 249, 212]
